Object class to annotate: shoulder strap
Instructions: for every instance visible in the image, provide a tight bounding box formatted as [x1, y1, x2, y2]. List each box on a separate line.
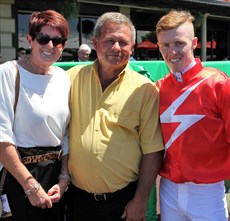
[0, 62, 20, 194]
[11, 61, 20, 113]
[0, 168, 7, 195]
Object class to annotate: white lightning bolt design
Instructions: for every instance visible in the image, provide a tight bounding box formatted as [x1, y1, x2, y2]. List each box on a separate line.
[161, 78, 207, 150]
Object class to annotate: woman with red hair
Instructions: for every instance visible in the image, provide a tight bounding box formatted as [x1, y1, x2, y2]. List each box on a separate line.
[0, 10, 70, 221]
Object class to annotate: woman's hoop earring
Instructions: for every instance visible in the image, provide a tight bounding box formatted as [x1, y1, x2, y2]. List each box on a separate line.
[58, 54, 62, 61]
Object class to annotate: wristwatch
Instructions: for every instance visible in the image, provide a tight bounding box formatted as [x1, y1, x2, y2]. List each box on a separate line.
[58, 174, 71, 182]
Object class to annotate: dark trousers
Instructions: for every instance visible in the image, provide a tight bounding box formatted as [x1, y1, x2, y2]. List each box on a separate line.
[1, 170, 65, 221]
[66, 181, 138, 221]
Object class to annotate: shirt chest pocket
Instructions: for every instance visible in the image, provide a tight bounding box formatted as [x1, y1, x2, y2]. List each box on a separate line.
[104, 106, 140, 133]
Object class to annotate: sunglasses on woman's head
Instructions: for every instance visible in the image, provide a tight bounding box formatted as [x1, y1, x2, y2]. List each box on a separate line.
[34, 32, 67, 48]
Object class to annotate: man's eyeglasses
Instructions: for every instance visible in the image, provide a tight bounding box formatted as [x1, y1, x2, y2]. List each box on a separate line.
[34, 32, 67, 48]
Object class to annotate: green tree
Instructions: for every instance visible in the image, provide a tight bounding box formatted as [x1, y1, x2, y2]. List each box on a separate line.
[57, 0, 79, 20]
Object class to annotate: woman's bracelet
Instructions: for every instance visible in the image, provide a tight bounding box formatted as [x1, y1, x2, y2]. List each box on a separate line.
[25, 182, 40, 197]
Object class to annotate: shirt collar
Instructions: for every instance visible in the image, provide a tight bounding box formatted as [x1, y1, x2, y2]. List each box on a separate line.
[92, 59, 128, 80]
[171, 59, 196, 82]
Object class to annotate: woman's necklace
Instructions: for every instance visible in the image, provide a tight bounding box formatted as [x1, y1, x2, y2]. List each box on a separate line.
[26, 57, 51, 75]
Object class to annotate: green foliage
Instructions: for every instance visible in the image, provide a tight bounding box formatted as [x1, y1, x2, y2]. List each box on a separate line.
[77, 20, 95, 37]
[57, 0, 79, 20]
[144, 31, 157, 43]
[192, 11, 203, 30]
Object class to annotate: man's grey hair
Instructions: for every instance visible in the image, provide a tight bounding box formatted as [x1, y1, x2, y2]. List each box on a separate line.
[93, 12, 136, 44]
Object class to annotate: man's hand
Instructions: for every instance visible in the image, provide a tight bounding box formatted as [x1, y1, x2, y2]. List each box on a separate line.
[121, 198, 146, 221]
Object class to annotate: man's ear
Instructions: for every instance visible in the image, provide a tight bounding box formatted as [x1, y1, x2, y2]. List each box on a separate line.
[92, 37, 97, 50]
[192, 37, 198, 50]
[130, 43, 135, 56]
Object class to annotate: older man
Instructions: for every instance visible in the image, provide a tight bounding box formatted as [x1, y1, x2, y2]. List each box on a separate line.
[66, 12, 164, 221]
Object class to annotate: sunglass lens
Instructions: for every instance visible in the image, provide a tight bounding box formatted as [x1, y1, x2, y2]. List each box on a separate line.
[52, 37, 66, 47]
[35, 33, 66, 47]
[36, 33, 50, 45]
